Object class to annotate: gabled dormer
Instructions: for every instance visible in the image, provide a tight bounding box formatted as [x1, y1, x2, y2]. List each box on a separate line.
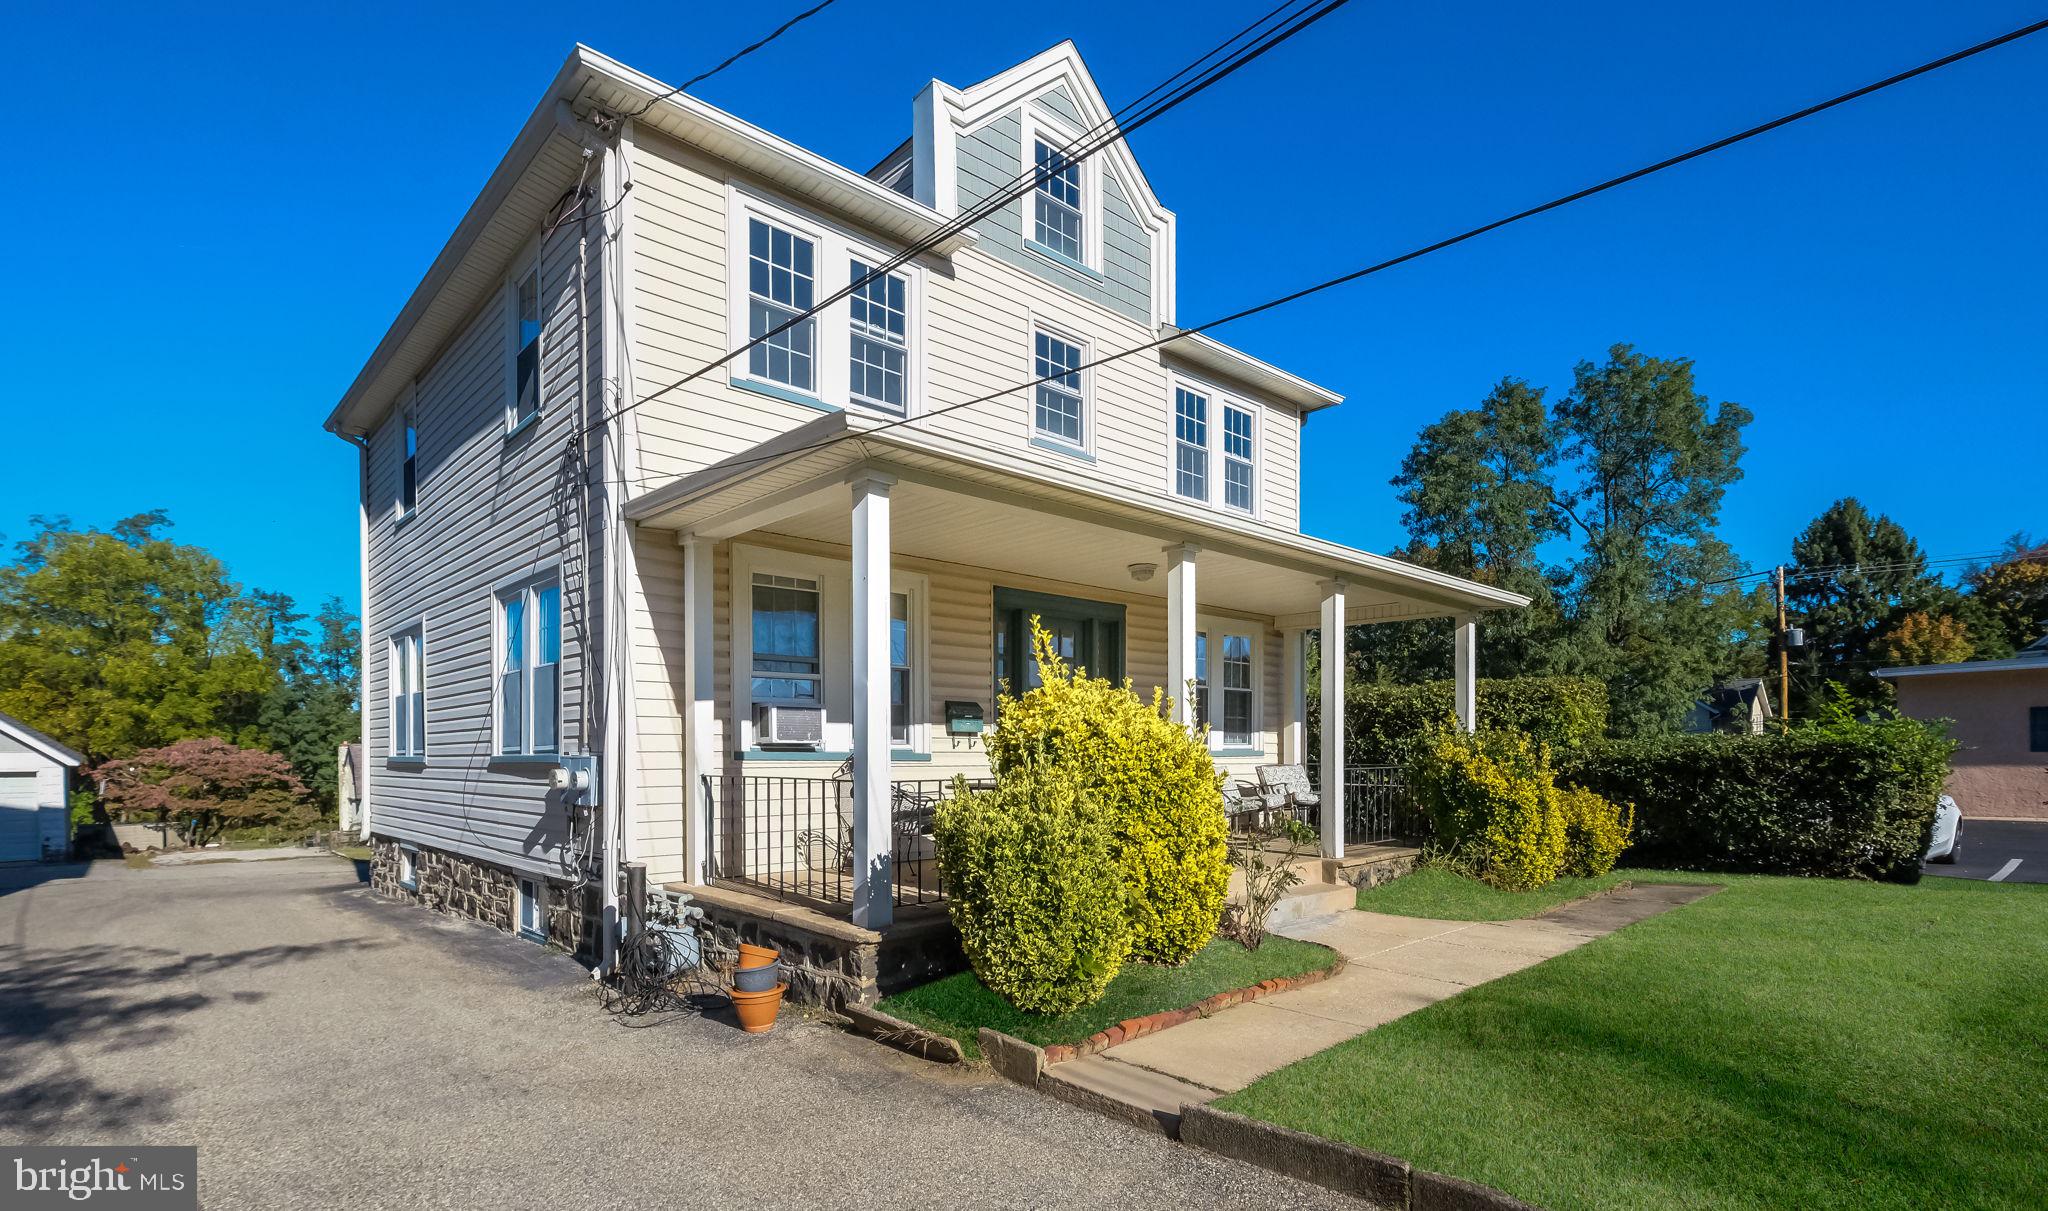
[879, 42, 1176, 328]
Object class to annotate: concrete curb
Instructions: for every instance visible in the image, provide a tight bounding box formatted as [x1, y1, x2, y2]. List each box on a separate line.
[1040, 949, 1347, 1065]
[1178, 1104, 1539, 1210]
[977, 1028, 1044, 1085]
[842, 1003, 964, 1064]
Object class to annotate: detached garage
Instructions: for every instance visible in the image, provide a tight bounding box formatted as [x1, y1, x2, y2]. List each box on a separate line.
[0, 711, 82, 862]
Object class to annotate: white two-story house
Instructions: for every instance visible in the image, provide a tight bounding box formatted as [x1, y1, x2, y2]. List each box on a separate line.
[324, 42, 1523, 1004]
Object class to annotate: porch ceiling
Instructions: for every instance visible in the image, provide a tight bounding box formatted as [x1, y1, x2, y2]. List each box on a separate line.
[623, 412, 1528, 626]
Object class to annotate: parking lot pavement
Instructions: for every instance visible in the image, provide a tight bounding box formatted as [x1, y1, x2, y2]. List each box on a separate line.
[0, 856, 1364, 1210]
[1923, 818, 2048, 884]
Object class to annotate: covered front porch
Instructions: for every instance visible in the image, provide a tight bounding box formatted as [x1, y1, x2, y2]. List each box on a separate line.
[624, 413, 1523, 939]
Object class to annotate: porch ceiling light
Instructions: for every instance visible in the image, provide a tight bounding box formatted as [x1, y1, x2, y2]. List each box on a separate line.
[1128, 562, 1158, 583]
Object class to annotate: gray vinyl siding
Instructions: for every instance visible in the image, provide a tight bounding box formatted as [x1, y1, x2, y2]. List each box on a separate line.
[957, 102, 1154, 324]
[1032, 84, 1083, 128]
[361, 221, 603, 879]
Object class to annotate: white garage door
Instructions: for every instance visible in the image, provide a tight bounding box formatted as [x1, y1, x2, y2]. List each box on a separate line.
[0, 771, 41, 861]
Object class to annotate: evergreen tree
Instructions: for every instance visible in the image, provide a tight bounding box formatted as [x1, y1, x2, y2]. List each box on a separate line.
[1785, 498, 1945, 710]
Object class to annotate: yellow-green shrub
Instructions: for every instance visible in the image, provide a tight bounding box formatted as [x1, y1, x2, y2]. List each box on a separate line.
[1557, 785, 1633, 878]
[930, 760, 1131, 1013]
[986, 623, 1229, 965]
[1409, 727, 1567, 892]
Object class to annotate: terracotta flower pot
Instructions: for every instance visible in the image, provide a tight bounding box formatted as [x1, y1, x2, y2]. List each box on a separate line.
[737, 942, 780, 969]
[730, 982, 787, 1033]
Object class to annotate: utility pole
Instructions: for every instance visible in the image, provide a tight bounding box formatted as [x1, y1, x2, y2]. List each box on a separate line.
[1775, 566, 1791, 730]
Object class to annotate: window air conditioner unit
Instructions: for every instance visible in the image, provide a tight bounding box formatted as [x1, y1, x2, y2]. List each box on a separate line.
[755, 704, 825, 749]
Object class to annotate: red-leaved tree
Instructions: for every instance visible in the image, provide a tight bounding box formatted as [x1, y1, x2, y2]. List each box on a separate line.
[96, 737, 313, 847]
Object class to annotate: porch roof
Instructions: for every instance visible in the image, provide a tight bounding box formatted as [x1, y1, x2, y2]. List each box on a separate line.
[623, 413, 1529, 626]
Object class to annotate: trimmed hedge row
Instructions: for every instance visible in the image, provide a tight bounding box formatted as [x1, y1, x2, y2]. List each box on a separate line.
[1559, 720, 1953, 882]
[1337, 676, 1609, 765]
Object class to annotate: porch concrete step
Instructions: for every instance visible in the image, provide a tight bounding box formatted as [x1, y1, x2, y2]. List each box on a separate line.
[1040, 1054, 1218, 1136]
[1264, 881, 1356, 930]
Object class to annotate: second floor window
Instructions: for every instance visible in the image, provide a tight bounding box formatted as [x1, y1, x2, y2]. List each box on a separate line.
[1174, 388, 1208, 501]
[510, 266, 542, 430]
[747, 219, 817, 392]
[497, 580, 561, 756]
[1033, 330, 1085, 449]
[848, 260, 908, 414]
[389, 628, 425, 759]
[399, 415, 418, 518]
[1222, 403, 1256, 513]
[1032, 139, 1084, 263]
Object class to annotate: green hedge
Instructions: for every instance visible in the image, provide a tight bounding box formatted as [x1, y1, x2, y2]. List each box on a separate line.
[1558, 720, 1953, 882]
[1335, 677, 1609, 765]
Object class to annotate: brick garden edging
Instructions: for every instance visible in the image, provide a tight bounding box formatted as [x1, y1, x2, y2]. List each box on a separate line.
[1038, 951, 1347, 1065]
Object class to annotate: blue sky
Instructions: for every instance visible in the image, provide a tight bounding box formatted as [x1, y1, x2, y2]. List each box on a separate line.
[3, 0, 2043, 614]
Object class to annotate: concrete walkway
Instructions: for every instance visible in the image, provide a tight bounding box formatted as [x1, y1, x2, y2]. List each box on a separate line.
[1058, 883, 1718, 1111]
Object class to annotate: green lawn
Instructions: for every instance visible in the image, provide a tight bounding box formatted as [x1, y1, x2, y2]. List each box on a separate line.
[879, 936, 1340, 1059]
[1220, 871, 2048, 1210]
[1354, 865, 1640, 919]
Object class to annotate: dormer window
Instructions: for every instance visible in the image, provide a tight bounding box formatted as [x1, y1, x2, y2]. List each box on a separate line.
[1032, 140, 1084, 263]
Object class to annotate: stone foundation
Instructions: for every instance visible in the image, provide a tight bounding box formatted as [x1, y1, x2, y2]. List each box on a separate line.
[1329, 844, 1420, 890]
[370, 837, 601, 962]
[686, 882, 964, 1010]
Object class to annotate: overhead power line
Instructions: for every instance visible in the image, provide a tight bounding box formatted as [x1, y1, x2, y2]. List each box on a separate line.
[594, 14, 2048, 493]
[584, 0, 1357, 438]
[623, 0, 845, 119]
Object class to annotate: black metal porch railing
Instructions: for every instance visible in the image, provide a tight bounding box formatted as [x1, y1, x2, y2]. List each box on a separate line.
[1236, 764, 1421, 847]
[701, 774, 991, 912]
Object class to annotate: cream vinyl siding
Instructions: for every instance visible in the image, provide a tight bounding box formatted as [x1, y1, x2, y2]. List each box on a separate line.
[677, 534, 1283, 791]
[361, 218, 600, 878]
[620, 128, 1308, 531]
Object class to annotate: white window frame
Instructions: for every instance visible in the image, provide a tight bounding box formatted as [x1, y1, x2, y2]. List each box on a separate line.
[504, 250, 544, 435]
[397, 407, 419, 521]
[388, 623, 426, 761]
[1018, 106, 1104, 274]
[516, 877, 546, 942]
[1027, 319, 1092, 458]
[728, 544, 931, 757]
[724, 187, 924, 419]
[1194, 616, 1261, 752]
[493, 571, 563, 759]
[397, 844, 419, 890]
[1165, 372, 1261, 518]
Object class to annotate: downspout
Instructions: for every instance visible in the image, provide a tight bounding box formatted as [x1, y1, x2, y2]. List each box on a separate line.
[598, 122, 639, 979]
[349, 431, 373, 842]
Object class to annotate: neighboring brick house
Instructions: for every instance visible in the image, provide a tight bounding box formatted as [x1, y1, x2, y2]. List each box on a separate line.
[323, 42, 1526, 1001]
[1879, 637, 2048, 821]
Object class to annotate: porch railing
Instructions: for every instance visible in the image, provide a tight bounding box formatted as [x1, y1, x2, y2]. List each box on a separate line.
[1233, 764, 1422, 848]
[701, 774, 990, 912]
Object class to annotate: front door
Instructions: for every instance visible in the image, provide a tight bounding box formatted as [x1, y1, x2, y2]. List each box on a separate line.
[993, 587, 1126, 700]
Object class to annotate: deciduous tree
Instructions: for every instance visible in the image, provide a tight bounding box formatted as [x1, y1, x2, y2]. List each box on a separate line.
[96, 737, 314, 847]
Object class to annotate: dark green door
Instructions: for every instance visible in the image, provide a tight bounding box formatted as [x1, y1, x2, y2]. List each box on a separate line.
[993, 587, 1126, 701]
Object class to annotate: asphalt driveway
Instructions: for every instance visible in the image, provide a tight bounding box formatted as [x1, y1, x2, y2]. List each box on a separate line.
[1924, 818, 2048, 884]
[0, 855, 1359, 1210]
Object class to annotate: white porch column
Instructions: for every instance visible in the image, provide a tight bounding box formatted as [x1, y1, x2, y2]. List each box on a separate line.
[1281, 629, 1307, 764]
[1318, 580, 1347, 860]
[850, 474, 895, 930]
[1165, 543, 1200, 728]
[1453, 614, 1478, 734]
[681, 536, 716, 884]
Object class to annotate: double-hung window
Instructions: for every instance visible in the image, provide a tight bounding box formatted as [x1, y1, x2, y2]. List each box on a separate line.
[389, 627, 425, 760]
[399, 415, 418, 518]
[750, 574, 821, 705]
[890, 591, 912, 746]
[1169, 381, 1259, 515]
[746, 218, 817, 392]
[848, 260, 908, 414]
[1174, 388, 1208, 501]
[497, 579, 561, 756]
[1033, 330, 1086, 449]
[509, 265, 542, 431]
[1192, 625, 1256, 749]
[1221, 403, 1256, 513]
[1032, 139, 1084, 263]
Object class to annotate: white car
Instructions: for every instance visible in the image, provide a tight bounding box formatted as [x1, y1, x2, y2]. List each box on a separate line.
[1925, 795, 1962, 863]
